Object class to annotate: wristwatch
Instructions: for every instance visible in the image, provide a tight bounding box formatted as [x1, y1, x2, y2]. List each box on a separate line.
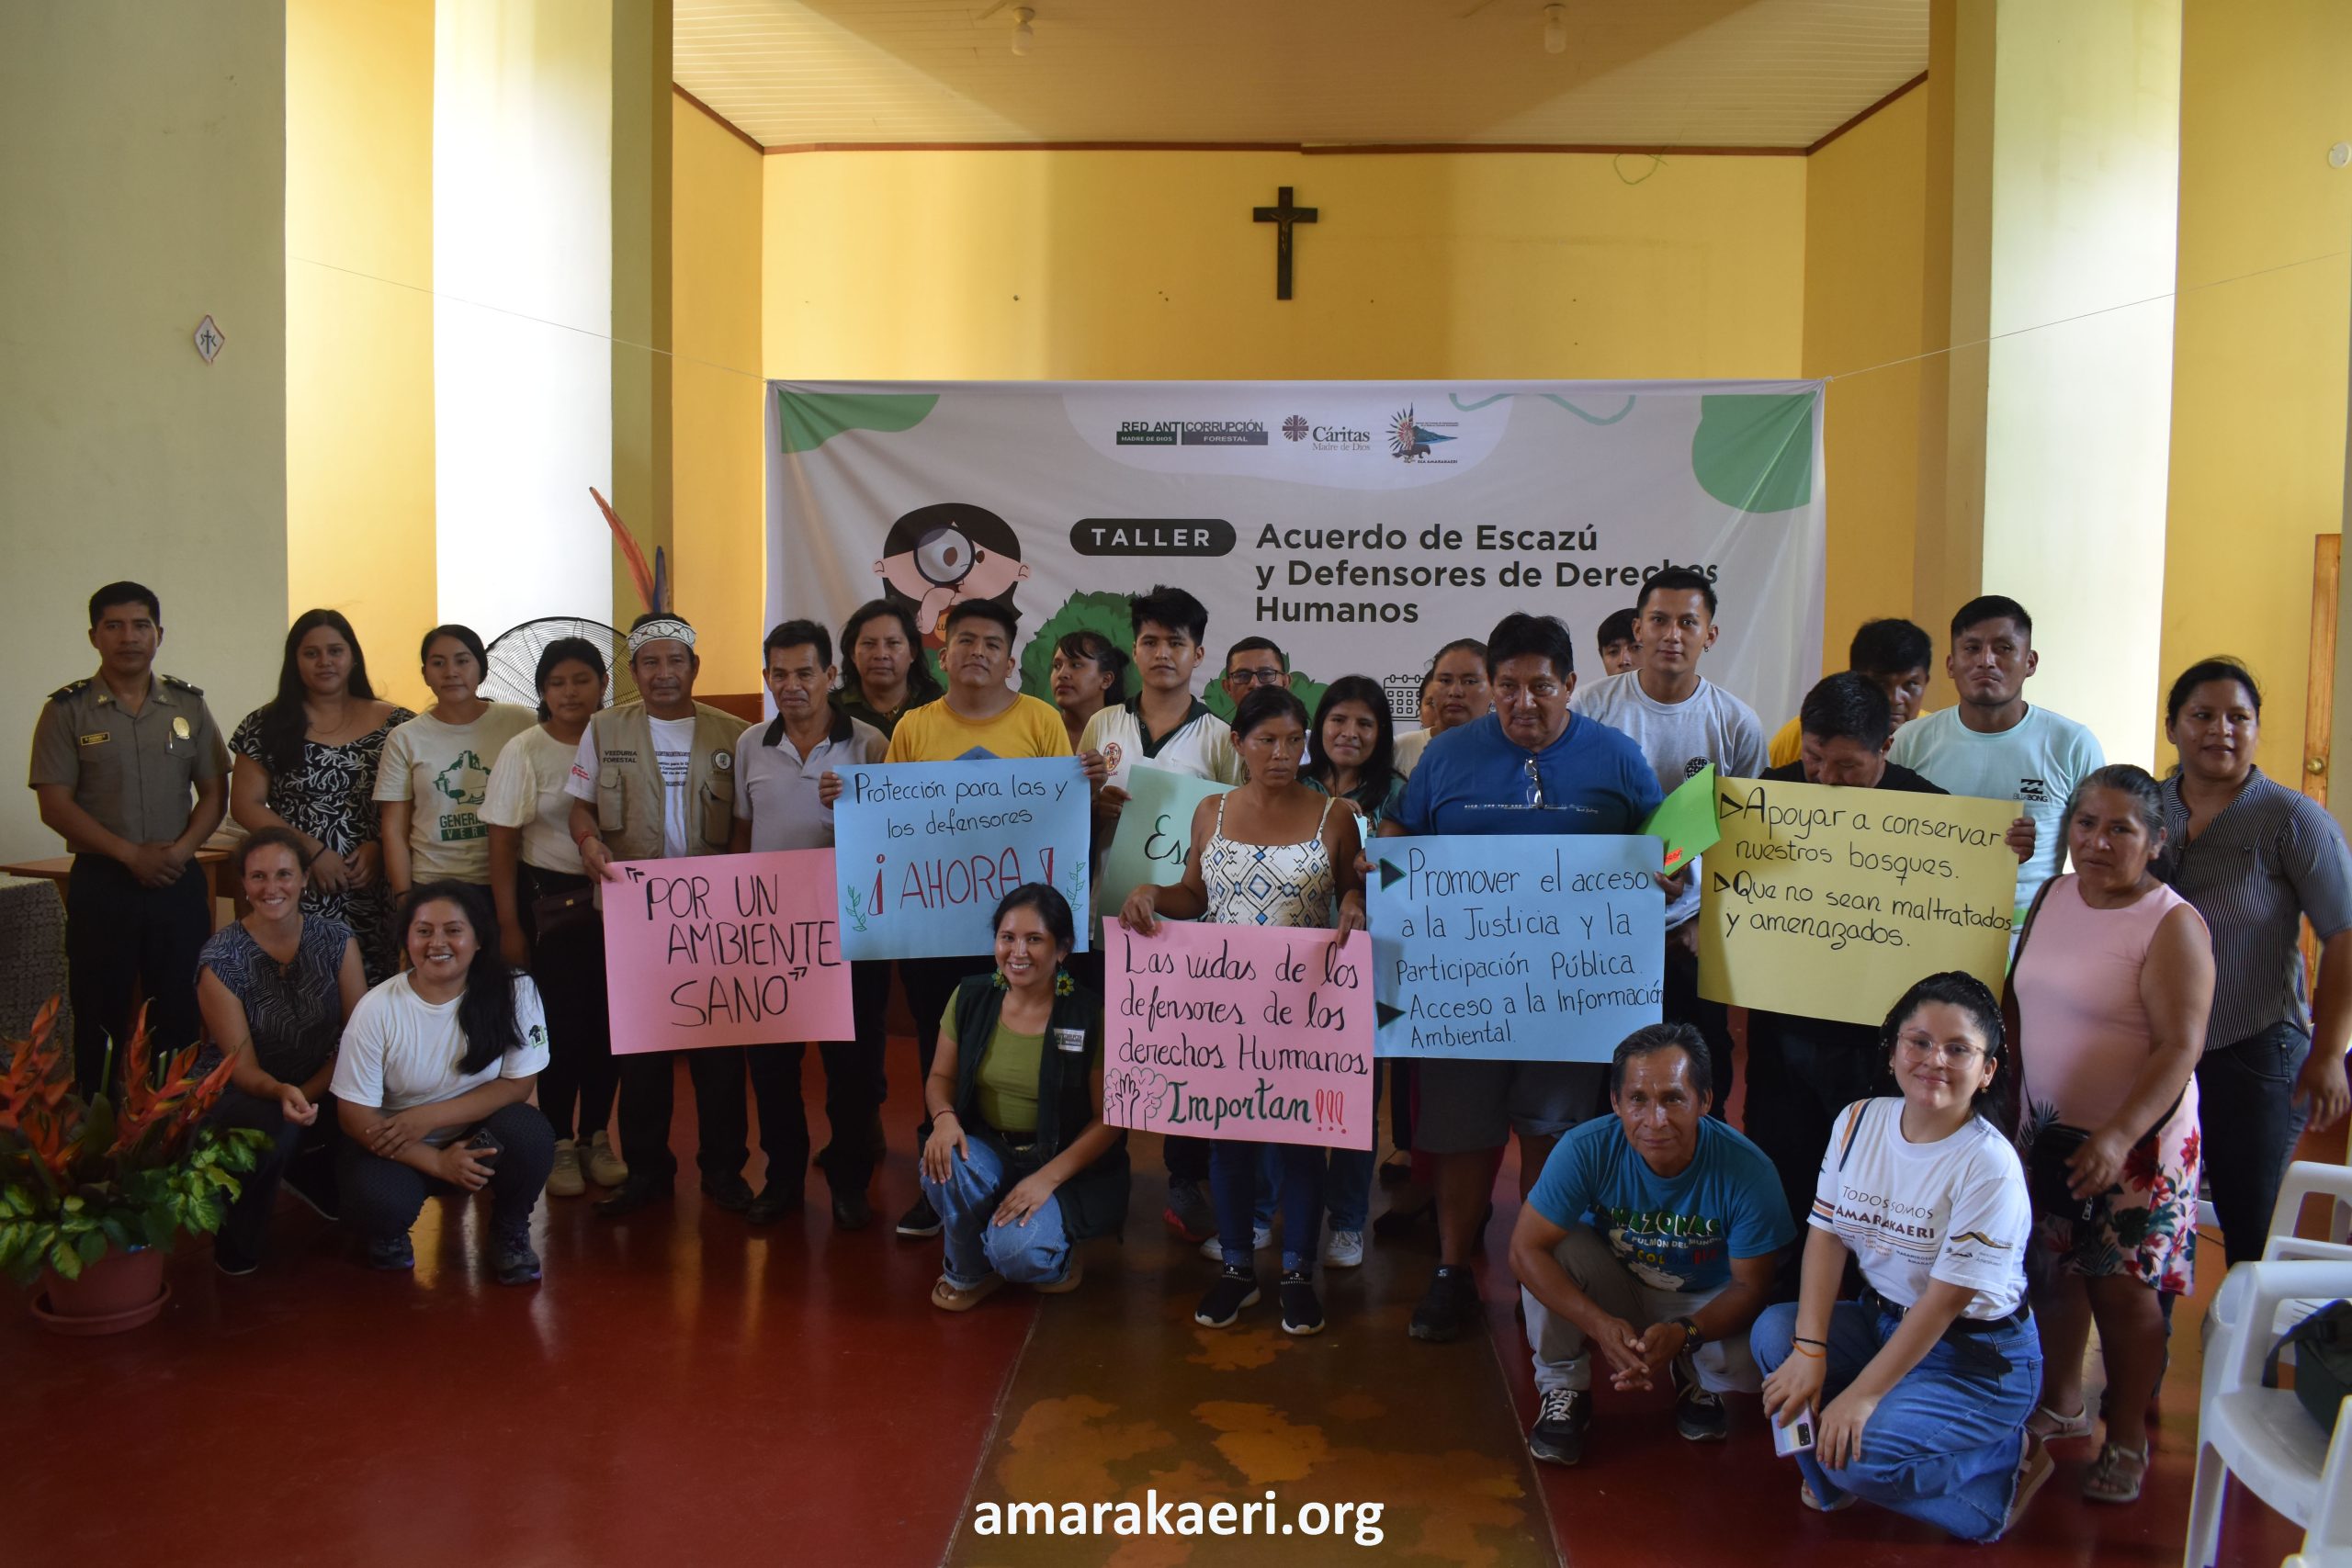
[1671, 1314, 1705, 1349]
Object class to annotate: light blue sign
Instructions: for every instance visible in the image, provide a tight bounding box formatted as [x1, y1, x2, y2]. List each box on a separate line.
[833, 757, 1091, 960]
[1370, 834, 1664, 1062]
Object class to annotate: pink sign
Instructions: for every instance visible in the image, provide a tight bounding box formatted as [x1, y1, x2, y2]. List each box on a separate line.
[1099, 923, 1374, 1151]
[601, 850, 854, 1055]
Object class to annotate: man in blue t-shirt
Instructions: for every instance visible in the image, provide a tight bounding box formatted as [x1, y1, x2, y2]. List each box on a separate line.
[1507, 1022, 1792, 1466]
[1379, 612, 1669, 1346]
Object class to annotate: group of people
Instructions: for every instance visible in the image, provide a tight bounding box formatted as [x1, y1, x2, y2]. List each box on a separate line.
[28, 570, 2352, 1544]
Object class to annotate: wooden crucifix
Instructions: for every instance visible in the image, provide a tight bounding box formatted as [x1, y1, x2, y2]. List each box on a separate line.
[1252, 186, 1317, 300]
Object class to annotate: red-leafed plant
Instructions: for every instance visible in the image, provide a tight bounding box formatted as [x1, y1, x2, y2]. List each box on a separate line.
[0, 998, 266, 1287]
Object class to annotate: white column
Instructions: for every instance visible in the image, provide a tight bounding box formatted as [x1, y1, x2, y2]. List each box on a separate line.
[1979, 0, 2181, 766]
[434, 0, 615, 637]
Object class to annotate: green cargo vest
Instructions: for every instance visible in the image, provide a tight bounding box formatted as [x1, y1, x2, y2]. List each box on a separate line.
[582, 699, 741, 861]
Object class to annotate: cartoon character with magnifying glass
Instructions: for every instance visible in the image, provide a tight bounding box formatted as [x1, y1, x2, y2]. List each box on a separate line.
[874, 502, 1032, 649]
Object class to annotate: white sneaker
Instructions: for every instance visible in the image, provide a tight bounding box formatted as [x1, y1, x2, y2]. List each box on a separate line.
[583, 1129, 629, 1187]
[1198, 1223, 1273, 1261]
[1323, 1228, 1366, 1269]
[548, 1138, 585, 1198]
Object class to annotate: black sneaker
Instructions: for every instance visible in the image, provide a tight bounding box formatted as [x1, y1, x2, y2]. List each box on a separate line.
[1408, 1266, 1480, 1342]
[700, 1175, 756, 1214]
[1278, 1269, 1325, 1337]
[491, 1226, 541, 1287]
[1528, 1388, 1589, 1465]
[213, 1237, 259, 1277]
[367, 1234, 414, 1271]
[896, 1193, 943, 1238]
[1194, 1266, 1261, 1327]
[745, 1185, 802, 1225]
[831, 1190, 872, 1231]
[282, 1165, 341, 1223]
[1672, 1357, 1728, 1442]
[594, 1174, 673, 1218]
[1163, 1179, 1216, 1244]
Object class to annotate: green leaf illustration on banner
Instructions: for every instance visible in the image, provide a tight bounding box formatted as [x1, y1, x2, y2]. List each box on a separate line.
[1021, 591, 1140, 700]
[1690, 392, 1815, 513]
[774, 389, 939, 454]
[1204, 670, 1328, 723]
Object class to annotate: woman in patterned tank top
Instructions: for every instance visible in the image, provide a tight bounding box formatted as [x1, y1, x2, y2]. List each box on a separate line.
[1120, 686, 1365, 1337]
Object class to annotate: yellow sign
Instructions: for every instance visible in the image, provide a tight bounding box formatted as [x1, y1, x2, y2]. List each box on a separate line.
[1698, 776, 2018, 1027]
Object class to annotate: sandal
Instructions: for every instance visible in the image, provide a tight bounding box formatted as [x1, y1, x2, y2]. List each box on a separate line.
[931, 1273, 1002, 1313]
[1032, 1257, 1083, 1294]
[2081, 1441, 2148, 1504]
[2025, 1401, 2094, 1441]
[2003, 1437, 2054, 1535]
[1798, 1479, 1857, 1514]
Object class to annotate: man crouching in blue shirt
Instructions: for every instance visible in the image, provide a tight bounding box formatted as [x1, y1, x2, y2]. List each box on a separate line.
[1508, 1022, 1793, 1465]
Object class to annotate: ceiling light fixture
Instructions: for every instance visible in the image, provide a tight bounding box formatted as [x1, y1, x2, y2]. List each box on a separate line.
[1543, 4, 1566, 55]
[1011, 6, 1035, 55]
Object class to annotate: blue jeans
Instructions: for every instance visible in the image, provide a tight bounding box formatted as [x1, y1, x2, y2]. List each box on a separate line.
[1751, 1300, 2040, 1542]
[1324, 1068, 1384, 1233]
[1214, 1138, 1323, 1271]
[920, 1133, 1072, 1290]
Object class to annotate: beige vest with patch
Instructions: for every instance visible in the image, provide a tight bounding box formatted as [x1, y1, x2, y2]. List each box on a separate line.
[581, 700, 741, 861]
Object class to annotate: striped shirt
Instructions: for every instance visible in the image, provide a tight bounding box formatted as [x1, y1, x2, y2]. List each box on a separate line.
[2156, 767, 2352, 1049]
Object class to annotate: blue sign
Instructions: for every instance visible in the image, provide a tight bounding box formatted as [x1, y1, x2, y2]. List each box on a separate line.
[833, 757, 1092, 960]
[1370, 834, 1664, 1062]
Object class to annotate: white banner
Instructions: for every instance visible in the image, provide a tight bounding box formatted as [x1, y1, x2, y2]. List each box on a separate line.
[764, 380, 1825, 726]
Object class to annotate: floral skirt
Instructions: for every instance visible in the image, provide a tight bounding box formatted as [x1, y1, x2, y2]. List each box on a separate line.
[2034, 1079, 2200, 1294]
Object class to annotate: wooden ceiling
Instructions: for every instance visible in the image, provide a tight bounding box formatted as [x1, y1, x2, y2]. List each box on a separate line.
[673, 0, 1928, 151]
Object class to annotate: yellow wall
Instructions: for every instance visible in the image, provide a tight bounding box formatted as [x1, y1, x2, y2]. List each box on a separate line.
[1802, 90, 1930, 668]
[0, 0, 288, 862]
[762, 152, 1806, 380]
[672, 94, 767, 689]
[2161, 0, 2352, 777]
[286, 0, 437, 710]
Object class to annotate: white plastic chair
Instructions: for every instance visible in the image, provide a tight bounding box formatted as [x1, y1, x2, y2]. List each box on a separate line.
[2203, 1163, 2352, 1403]
[2264, 1162, 2352, 1260]
[2183, 1258, 2352, 1568]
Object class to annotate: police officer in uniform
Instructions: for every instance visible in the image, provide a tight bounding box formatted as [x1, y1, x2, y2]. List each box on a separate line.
[28, 582, 229, 1093]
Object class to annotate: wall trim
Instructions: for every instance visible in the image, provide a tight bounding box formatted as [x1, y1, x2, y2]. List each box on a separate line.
[673, 83, 763, 155]
[676, 76, 1931, 162]
[1804, 72, 1928, 156]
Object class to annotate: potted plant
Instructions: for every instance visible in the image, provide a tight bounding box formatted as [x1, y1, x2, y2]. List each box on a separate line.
[0, 998, 266, 1334]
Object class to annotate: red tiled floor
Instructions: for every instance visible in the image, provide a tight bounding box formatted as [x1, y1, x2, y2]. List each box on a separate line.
[6, 1044, 2338, 1566]
[5, 1050, 1030, 1566]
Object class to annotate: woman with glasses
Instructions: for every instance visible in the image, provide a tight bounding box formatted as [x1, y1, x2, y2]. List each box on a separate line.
[1123, 684, 1367, 1336]
[1753, 973, 2046, 1540]
[2008, 763, 2211, 1505]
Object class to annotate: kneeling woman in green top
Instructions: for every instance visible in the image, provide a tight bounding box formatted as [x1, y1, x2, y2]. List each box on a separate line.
[922, 884, 1129, 1310]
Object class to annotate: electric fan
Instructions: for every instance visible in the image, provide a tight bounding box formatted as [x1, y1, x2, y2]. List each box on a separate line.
[483, 618, 638, 710]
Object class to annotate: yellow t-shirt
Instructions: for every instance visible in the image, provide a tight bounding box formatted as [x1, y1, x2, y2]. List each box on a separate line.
[940, 1004, 1045, 1135]
[1768, 708, 1936, 770]
[883, 694, 1073, 763]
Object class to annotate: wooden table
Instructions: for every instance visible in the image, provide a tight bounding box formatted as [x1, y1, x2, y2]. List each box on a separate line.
[0, 847, 237, 922]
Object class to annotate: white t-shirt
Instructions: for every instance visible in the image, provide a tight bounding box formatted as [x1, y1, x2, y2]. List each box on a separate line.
[329, 972, 550, 1145]
[1887, 704, 2105, 912]
[371, 705, 539, 884]
[479, 724, 585, 875]
[1810, 1097, 2030, 1321]
[1393, 727, 1430, 777]
[565, 716, 695, 858]
[1570, 671, 1768, 928]
[1080, 697, 1244, 791]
